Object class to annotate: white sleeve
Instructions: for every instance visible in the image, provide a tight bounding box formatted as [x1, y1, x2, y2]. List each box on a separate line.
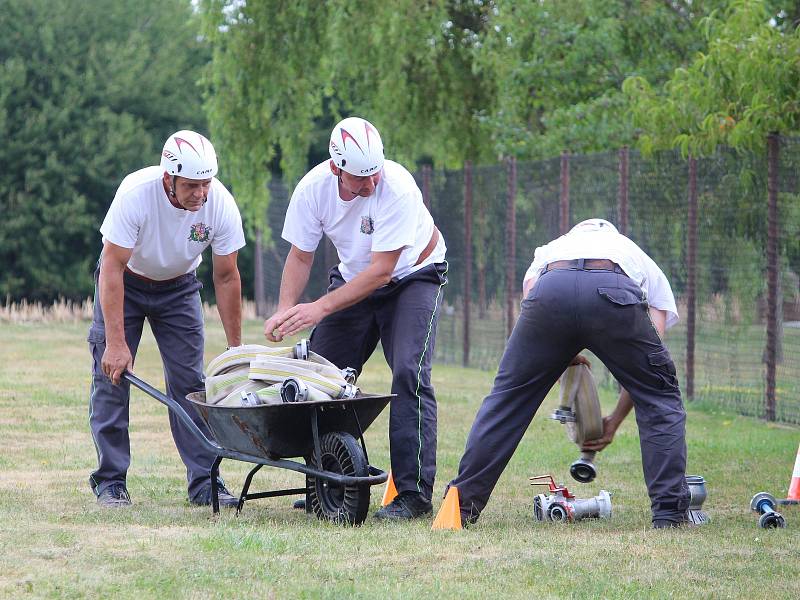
[100, 192, 140, 249]
[643, 255, 679, 329]
[371, 192, 417, 252]
[522, 246, 548, 287]
[282, 187, 323, 252]
[211, 191, 246, 256]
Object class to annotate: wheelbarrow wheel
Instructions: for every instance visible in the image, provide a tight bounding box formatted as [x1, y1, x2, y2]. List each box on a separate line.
[307, 431, 370, 525]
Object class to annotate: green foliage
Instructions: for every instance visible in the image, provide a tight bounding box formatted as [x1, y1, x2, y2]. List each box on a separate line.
[0, 0, 208, 302]
[199, 0, 332, 235]
[479, 0, 726, 159]
[624, 0, 800, 156]
[327, 0, 497, 168]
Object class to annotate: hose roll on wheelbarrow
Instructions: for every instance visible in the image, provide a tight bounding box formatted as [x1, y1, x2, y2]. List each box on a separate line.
[550, 364, 603, 483]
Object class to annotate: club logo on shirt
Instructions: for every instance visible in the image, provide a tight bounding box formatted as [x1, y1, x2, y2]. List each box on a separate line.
[188, 222, 212, 242]
[360, 216, 374, 235]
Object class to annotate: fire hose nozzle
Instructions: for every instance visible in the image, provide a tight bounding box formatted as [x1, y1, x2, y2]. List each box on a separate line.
[293, 339, 310, 361]
[533, 489, 612, 523]
[550, 406, 576, 424]
[750, 492, 786, 529]
[530, 475, 611, 523]
[570, 452, 597, 483]
[337, 383, 359, 400]
[341, 367, 358, 385]
[280, 377, 309, 403]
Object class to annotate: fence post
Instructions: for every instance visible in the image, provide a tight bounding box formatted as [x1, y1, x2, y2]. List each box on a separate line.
[560, 151, 570, 234]
[422, 164, 432, 211]
[765, 133, 779, 421]
[618, 146, 629, 235]
[506, 157, 517, 339]
[463, 161, 473, 368]
[254, 227, 266, 317]
[686, 155, 697, 400]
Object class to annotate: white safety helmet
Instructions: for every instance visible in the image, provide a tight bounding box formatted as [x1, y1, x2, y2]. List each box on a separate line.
[570, 219, 619, 234]
[160, 130, 218, 179]
[329, 117, 384, 176]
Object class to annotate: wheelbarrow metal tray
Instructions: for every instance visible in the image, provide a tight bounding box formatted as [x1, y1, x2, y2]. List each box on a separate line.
[186, 391, 392, 460]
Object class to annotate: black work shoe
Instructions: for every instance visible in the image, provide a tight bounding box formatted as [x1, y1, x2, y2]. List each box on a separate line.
[374, 492, 433, 520]
[97, 483, 132, 508]
[653, 519, 681, 529]
[461, 512, 479, 528]
[190, 481, 239, 508]
[652, 515, 700, 529]
[293, 498, 306, 510]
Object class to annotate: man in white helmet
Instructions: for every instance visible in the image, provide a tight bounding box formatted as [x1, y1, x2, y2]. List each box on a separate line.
[88, 130, 246, 508]
[264, 116, 447, 520]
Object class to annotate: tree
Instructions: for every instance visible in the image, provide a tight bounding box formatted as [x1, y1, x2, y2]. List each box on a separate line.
[0, 0, 208, 301]
[326, 0, 497, 168]
[199, 0, 332, 235]
[623, 0, 800, 298]
[623, 0, 800, 156]
[478, 0, 730, 159]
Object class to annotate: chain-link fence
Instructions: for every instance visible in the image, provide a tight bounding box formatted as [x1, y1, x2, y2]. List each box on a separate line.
[255, 137, 800, 425]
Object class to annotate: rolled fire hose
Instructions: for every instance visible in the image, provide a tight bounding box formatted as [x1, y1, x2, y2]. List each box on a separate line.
[205, 343, 339, 378]
[280, 377, 333, 403]
[249, 356, 359, 400]
[205, 370, 253, 404]
[217, 383, 282, 407]
[204, 342, 359, 406]
[551, 364, 603, 483]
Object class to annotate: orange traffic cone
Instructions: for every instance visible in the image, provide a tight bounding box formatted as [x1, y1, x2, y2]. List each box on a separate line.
[785, 442, 800, 503]
[432, 486, 462, 530]
[381, 471, 398, 507]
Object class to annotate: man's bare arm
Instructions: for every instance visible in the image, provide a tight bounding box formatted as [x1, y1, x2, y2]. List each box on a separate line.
[212, 251, 242, 348]
[273, 248, 403, 340]
[264, 246, 315, 342]
[98, 241, 134, 384]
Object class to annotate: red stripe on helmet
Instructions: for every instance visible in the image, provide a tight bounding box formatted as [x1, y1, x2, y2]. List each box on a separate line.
[339, 128, 363, 154]
[364, 122, 378, 149]
[174, 136, 201, 158]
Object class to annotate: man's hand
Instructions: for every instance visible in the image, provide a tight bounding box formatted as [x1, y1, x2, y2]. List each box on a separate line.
[570, 354, 592, 368]
[264, 311, 285, 342]
[101, 343, 133, 385]
[265, 301, 327, 342]
[581, 415, 621, 452]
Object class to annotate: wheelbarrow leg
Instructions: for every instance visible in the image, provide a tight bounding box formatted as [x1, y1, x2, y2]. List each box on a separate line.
[238, 464, 264, 515]
[349, 404, 370, 466]
[210, 455, 223, 515]
[310, 409, 323, 470]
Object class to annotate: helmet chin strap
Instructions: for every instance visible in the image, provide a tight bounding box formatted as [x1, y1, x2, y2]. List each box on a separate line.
[336, 168, 360, 199]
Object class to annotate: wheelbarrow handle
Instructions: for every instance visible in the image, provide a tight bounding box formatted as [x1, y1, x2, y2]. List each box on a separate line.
[122, 371, 222, 456]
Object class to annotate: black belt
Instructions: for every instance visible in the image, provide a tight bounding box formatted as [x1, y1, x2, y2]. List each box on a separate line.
[124, 267, 188, 285]
[545, 259, 626, 276]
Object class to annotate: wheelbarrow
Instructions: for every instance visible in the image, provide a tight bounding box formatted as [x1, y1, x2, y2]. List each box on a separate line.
[123, 372, 391, 525]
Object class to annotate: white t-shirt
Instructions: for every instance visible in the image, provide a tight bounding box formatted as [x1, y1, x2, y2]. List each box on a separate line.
[282, 160, 445, 282]
[523, 219, 679, 328]
[100, 166, 245, 280]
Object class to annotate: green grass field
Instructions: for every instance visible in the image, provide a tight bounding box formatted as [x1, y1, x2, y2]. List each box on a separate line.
[1, 320, 799, 599]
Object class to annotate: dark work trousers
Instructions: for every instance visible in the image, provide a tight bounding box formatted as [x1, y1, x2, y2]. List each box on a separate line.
[310, 261, 448, 501]
[88, 268, 219, 501]
[450, 267, 690, 524]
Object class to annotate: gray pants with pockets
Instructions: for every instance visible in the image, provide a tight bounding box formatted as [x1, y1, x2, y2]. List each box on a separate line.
[88, 268, 218, 500]
[450, 267, 690, 523]
[310, 262, 448, 501]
